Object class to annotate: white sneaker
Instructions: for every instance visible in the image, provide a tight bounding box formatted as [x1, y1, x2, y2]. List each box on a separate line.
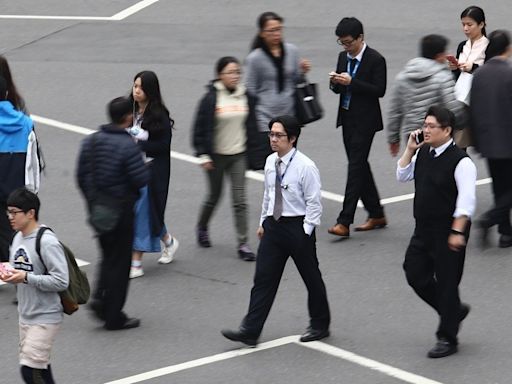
[129, 266, 144, 279]
[158, 237, 179, 264]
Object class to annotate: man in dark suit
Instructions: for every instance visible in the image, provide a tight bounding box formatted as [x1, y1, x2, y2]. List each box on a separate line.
[471, 30, 512, 248]
[327, 17, 387, 239]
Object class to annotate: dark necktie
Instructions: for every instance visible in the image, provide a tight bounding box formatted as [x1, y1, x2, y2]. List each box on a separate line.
[273, 158, 283, 220]
[430, 149, 436, 158]
[349, 58, 358, 77]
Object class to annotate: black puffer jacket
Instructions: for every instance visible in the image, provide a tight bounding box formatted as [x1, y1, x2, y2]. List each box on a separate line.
[76, 124, 149, 204]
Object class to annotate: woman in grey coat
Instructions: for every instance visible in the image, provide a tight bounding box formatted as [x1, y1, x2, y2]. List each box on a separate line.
[244, 12, 310, 169]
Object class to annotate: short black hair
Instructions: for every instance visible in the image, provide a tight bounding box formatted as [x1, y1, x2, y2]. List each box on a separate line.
[7, 187, 40, 220]
[108, 96, 132, 125]
[268, 115, 302, 147]
[0, 75, 7, 101]
[485, 30, 511, 61]
[335, 17, 364, 39]
[216, 56, 240, 76]
[420, 34, 448, 59]
[425, 105, 456, 136]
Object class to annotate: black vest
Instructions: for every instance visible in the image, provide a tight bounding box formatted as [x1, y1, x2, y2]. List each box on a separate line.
[413, 143, 468, 228]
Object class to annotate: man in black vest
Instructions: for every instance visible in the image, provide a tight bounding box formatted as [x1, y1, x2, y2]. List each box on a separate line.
[397, 106, 476, 358]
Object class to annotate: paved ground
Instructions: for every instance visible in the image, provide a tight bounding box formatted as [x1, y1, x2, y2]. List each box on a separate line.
[1, 1, 511, 383]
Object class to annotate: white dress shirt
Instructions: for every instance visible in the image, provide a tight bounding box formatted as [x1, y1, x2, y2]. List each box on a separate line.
[396, 139, 477, 218]
[260, 149, 322, 235]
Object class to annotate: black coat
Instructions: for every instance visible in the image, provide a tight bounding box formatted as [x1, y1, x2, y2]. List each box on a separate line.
[470, 57, 512, 159]
[191, 82, 262, 169]
[138, 110, 173, 235]
[76, 124, 149, 204]
[330, 46, 386, 131]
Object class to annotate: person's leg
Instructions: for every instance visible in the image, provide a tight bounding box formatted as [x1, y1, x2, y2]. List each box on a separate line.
[197, 154, 226, 230]
[487, 159, 512, 235]
[403, 230, 438, 312]
[289, 223, 330, 331]
[241, 219, 288, 336]
[227, 153, 250, 246]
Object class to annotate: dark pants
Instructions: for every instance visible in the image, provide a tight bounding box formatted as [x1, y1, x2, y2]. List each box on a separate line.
[241, 217, 330, 336]
[487, 159, 512, 235]
[337, 124, 383, 225]
[0, 201, 14, 262]
[94, 204, 135, 328]
[403, 225, 468, 344]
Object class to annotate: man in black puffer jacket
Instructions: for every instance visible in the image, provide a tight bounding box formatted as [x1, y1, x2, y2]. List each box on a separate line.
[76, 97, 149, 330]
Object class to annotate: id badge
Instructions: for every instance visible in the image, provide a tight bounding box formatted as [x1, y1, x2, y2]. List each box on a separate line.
[342, 94, 351, 110]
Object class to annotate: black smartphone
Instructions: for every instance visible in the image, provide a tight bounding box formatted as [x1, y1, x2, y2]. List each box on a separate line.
[416, 132, 424, 144]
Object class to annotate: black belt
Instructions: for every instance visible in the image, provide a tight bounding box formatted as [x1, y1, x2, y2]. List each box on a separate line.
[270, 216, 304, 223]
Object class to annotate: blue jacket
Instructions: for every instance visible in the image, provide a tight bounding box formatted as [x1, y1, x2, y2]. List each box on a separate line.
[0, 101, 38, 201]
[76, 124, 149, 205]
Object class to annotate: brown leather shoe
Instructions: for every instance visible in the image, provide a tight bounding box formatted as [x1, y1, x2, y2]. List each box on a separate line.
[355, 217, 387, 231]
[328, 223, 350, 237]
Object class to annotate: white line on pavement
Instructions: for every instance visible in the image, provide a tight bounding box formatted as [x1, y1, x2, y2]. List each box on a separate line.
[30, 114, 491, 207]
[103, 335, 444, 384]
[0, 0, 159, 21]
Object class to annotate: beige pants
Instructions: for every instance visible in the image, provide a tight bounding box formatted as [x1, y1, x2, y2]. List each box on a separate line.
[19, 323, 61, 369]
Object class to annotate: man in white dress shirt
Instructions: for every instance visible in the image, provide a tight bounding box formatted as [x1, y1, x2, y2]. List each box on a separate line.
[222, 115, 330, 346]
[397, 105, 476, 358]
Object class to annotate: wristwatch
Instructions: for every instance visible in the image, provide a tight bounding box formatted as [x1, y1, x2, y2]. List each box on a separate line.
[23, 272, 28, 284]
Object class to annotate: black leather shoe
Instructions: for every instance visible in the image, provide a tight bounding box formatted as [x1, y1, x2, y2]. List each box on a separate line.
[221, 329, 258, 346]
[88, 299, 105, 321]
[105, 317, 140, 331]
[499, 234, 512, 248]
[427, 338, 457, 358]
[299, 327, 330, 342]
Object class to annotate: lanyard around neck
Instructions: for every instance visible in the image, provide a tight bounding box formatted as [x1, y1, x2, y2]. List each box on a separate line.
[276, 148, 297, 184]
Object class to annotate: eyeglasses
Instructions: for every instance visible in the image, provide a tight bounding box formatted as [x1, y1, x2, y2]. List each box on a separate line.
[263, 27, 283, 34]
[6, 209, 24, 218]
[337, 37, 357, 46]
[268, 132, 288, 139]
[422, 123, 444, 129]
[220, 71, 242, 76]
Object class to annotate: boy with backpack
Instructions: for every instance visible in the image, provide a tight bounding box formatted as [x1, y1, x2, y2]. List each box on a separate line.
[0, 187, 68, 384]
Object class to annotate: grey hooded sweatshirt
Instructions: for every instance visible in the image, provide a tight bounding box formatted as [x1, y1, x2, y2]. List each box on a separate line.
[387, 57, 464, 144]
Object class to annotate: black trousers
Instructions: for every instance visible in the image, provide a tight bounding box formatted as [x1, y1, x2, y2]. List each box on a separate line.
[487, 159, 512, 235]
[241, 217, 330, 337]
[337, 123, 383, 226]
[95, 204, 134, 328]
[403, 226, 468, 344]
[0, 201, 14, 262]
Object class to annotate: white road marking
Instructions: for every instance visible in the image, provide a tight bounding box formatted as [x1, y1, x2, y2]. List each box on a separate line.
[0, 0, 159, 21]
[103, 335, 444, 384]
[300, 340, 444, 384]
[30, 114, 491, 207]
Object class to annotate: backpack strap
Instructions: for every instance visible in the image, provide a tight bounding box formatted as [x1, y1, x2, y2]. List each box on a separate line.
[35, 226, 53, 272]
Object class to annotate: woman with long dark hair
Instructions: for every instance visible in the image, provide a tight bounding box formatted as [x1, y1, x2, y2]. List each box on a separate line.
[192, 56, 257, 261]
[244, 12, 310, 169]
[0, 56, 27, 112]
[128, 70, 178, 278]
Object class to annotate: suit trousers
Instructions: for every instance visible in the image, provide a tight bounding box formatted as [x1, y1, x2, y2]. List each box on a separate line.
[0, 201, 14, 262]
[337, 121, 383, 225]
[241, 217, 330, 337]
[403, 226, 468, 344]
[95, 203, 135, 328]
[487, 159, 512, 235]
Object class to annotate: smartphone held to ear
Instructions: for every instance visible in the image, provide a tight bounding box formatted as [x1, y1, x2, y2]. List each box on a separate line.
[416, 132, 424, 144]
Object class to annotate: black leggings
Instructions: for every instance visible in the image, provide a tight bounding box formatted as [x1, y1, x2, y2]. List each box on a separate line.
[21, 365, 55, 384]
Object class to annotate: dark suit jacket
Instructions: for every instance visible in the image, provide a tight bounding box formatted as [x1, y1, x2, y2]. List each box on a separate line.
[470, 57, 512, 159]
[330, 46, 386, 131]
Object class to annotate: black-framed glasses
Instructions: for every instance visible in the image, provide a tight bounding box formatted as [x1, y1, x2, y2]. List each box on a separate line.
[337, 37, 358, 46]
[6, 209, 24, 218]
[220, 70, 242, 76]
[263, 27, 283, 34]
[268, 132, 288, 139]
[422, 123, 444, 129]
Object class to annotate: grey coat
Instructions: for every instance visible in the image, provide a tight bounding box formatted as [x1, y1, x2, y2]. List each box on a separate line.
[387, 57, 464, 144]
[470, 57, 512, 159]
[244, 43, 300, 132]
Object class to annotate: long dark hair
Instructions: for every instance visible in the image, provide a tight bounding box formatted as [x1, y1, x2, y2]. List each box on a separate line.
[251, 11, 284, 51]
[0, 56, 27, 112]
[461, 6, 486, 37]
[130, 70, 174, 133]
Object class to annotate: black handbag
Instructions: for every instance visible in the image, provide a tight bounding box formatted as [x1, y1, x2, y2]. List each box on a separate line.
[88, 134, 123, 235]
[295, 75, 323, 125]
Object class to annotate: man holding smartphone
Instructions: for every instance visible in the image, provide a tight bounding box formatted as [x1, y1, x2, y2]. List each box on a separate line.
[397, 106, 476, 358]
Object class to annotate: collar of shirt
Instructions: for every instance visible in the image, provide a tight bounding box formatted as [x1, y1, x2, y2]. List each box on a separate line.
[277, 147, 296, 168]
[347, 42, 367, 61]
[430, 138, 454, 157]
